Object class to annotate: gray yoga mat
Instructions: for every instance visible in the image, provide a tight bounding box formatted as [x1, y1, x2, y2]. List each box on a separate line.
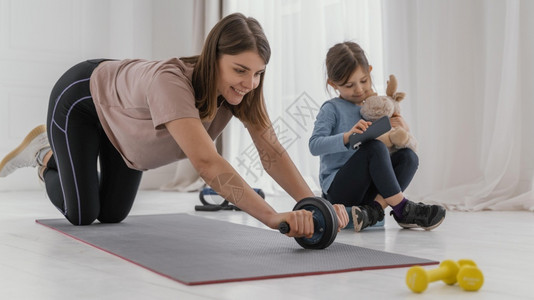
[36, 213, 438, 285]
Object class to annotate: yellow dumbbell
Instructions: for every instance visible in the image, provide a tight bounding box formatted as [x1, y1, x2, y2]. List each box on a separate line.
[457, 259, 484, 291]
[406, 260, 460, 293]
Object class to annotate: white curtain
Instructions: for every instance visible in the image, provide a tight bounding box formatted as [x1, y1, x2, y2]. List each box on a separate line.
[382, 0, 534, 211]
[161, 0, 223, 192]
[222, 0, 385, 195]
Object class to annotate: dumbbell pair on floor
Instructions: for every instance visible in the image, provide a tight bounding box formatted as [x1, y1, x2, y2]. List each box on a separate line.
[406, 259, 484, 293]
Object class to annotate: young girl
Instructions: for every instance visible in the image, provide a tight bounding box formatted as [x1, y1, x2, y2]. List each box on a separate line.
[0, 13, 349, 237]
[309, 41, 445, 232]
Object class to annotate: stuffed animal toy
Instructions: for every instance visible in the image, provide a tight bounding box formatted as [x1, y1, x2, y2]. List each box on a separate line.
[360, 75, 417, 153]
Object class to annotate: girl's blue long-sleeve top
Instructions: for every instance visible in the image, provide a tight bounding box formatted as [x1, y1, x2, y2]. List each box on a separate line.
[309, 97, 362, 194]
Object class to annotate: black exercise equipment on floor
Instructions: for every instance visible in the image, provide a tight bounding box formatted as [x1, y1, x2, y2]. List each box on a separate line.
[195, 187, 265, 212]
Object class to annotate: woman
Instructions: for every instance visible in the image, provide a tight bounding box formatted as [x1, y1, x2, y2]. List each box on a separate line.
[0, 13, 348, 237]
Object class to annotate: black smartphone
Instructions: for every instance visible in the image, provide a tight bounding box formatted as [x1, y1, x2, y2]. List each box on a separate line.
[349, 116, 392, 149]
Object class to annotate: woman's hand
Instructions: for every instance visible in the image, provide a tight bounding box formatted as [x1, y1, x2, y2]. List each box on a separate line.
[343, 119, 372, 144]
[273, 210, 314, 238]
[390, 114, 410, 131]
[332, 204, 349, 232]
[270, 203, 349, 238]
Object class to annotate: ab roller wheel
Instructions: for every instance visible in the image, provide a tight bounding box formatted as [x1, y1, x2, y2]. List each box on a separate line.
[278, 197, 338, 250]
[198, 190, 338, 249]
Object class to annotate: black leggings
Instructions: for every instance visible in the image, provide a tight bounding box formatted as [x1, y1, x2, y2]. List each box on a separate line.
[325, 139, 418, 207]
[44, 59, 143, 225]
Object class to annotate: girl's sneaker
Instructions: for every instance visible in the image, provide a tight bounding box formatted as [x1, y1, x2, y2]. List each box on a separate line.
[351, 204, 385, 232]
[0, 125, 48, 177]
[391, 200, 446, 230]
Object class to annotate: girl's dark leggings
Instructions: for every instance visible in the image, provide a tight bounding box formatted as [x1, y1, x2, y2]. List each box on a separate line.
[325, 139, 419, 207]
[44, 59, 143, 225]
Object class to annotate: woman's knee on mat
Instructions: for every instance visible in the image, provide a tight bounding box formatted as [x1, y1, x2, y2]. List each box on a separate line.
[65, 212, 99, 226]
[64, 209, 129, 225]
[97, 211, 130, 224]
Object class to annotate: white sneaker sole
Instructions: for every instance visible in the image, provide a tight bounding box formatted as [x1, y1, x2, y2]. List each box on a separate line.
[351, 206, 365, 232]
[0, 125, 48, 177]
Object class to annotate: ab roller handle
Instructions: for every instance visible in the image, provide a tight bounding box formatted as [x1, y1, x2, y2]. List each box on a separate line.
[278, 222, 290, 234]
[278, 197, 338, 250]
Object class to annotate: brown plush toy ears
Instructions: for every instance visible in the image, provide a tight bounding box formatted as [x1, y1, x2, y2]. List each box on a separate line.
[386, 75, 406, 102]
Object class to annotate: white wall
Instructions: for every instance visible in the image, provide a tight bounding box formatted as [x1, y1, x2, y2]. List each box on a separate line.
[0, 0, 195, 191]
[152, 0, 196, 59]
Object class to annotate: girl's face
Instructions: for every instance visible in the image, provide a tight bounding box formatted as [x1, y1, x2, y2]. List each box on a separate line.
[329, 66, 372, 105]
[217, 51, 266, 105]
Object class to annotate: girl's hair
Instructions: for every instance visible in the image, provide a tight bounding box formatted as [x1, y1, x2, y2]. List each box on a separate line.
[325, 42, 371, 88]
[181, 13, 271, 128]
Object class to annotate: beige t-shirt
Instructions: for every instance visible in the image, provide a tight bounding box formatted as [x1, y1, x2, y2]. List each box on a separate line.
[90, 58, 233, 171]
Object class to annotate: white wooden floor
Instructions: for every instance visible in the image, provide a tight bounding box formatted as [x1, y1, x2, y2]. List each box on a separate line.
[1, 190, 533, 300]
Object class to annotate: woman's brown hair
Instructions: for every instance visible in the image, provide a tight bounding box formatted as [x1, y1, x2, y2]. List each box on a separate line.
[181, 13, 271, 128]
[325, 41, 371, 88]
